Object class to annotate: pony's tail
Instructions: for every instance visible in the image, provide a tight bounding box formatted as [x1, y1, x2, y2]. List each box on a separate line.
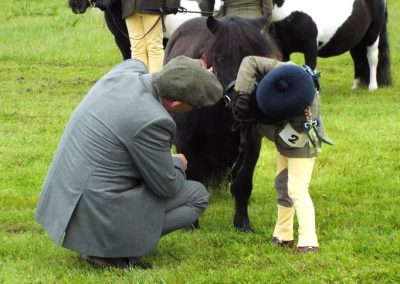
[377, 7, 392, 86]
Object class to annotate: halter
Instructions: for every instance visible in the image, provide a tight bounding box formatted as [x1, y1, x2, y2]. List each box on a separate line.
[212, 54, 236, 109]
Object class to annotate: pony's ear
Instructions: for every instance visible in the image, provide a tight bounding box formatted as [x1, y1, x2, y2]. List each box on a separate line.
[207, 16, 219, 33]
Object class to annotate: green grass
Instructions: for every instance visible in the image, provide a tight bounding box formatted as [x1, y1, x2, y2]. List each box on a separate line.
[1, 0, 400, 283]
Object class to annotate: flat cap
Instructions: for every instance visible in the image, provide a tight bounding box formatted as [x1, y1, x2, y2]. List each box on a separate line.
[152, 56, 223, 108]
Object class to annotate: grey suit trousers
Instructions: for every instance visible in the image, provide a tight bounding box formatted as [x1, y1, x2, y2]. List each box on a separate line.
[162, 180, 209, 235]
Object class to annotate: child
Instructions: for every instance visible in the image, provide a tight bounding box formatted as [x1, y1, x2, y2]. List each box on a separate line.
[233, 56, 333, 253]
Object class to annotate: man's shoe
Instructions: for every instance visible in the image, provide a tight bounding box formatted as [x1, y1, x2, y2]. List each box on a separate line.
[296, 246, 319, 254]
[81, 254, 128, 268]
[271, 237, 294, 248]
[127, 257, 152, 269]
[81, 254, 151, 269]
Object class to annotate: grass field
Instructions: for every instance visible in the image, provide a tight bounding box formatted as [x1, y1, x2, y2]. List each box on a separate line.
[1, 0, 399, 283]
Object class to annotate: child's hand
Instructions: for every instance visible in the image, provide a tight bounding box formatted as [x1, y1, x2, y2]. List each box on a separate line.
[232, 92, 252, 121]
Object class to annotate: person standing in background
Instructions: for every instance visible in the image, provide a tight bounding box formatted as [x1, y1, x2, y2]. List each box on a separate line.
[122, 0, 180, 73]
[214, 0, 273, 29]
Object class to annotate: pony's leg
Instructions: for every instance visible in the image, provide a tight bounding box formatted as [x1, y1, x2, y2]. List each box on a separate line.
[104, 4, 131, 60]
[303, 42, 318, 70]
[366, 37, 380, 91]
[352, 78, 361, 90]
[304, 53, 318, 71]
[350, 45, 368, 90]
[230, 126, 262, 232]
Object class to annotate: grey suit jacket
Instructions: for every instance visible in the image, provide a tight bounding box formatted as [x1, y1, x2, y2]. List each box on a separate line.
[35, 59, 186, 257]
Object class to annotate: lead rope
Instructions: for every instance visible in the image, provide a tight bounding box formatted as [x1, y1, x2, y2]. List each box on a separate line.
[211, 55, 248, 184]
[304, 106, 322, 153]
[228, 124, 249, 183]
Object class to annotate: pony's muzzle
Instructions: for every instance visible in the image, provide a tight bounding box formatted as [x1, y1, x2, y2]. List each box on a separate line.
[68, 0, 89, 14]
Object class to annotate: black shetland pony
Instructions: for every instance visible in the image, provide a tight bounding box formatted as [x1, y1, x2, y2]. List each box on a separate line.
[270, 0, 391, 90]
[165, 16, 281, 232]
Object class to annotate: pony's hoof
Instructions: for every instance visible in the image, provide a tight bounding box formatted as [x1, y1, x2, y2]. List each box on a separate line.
[368, 84, 378, 91]
[352, 78, 361, 90]
[235, 224, 255, 233]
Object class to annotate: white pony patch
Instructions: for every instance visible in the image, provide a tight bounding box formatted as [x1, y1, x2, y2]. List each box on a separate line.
[272, 0, 356, 48]
[164, 0, 202, 38]
[164, 0, 223, 38]
[214, 0, 224, 10]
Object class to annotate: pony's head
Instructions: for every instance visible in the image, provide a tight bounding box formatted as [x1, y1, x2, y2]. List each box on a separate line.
[68, 0, 95, 14]
[202, 16, 281, 99]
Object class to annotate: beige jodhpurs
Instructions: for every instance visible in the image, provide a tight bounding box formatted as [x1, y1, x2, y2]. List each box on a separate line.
[272, 152, 318, 247]
[125, 12, 164, 73]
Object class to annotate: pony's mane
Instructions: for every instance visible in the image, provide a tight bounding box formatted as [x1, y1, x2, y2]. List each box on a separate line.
[202, 16, 280, 68]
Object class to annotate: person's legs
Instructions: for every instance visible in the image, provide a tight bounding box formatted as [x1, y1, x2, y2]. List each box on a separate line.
[125, 12, 148, 66]
[287, 156, 318, 248]
[141, 13, 164, 73]
[272, 153, 295, 245]
[80, 181, 208, 268]
[162, 180, 209, 236]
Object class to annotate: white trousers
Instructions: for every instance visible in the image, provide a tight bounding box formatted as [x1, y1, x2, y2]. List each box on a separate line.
[125, 12, 164, 73]
[272, 152, 318, 247]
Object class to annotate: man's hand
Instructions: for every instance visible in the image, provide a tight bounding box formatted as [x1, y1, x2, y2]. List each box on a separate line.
[173, 153, 188, 171]
[162, 7, 179, 14]
[232, 92, 252, 121]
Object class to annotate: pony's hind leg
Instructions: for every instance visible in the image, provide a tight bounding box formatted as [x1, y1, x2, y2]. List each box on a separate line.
[230, 126, 262, 232]
[350, 45, 369, 90]
[366, 37, 380, 91]
[351, 38, 379, 91]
